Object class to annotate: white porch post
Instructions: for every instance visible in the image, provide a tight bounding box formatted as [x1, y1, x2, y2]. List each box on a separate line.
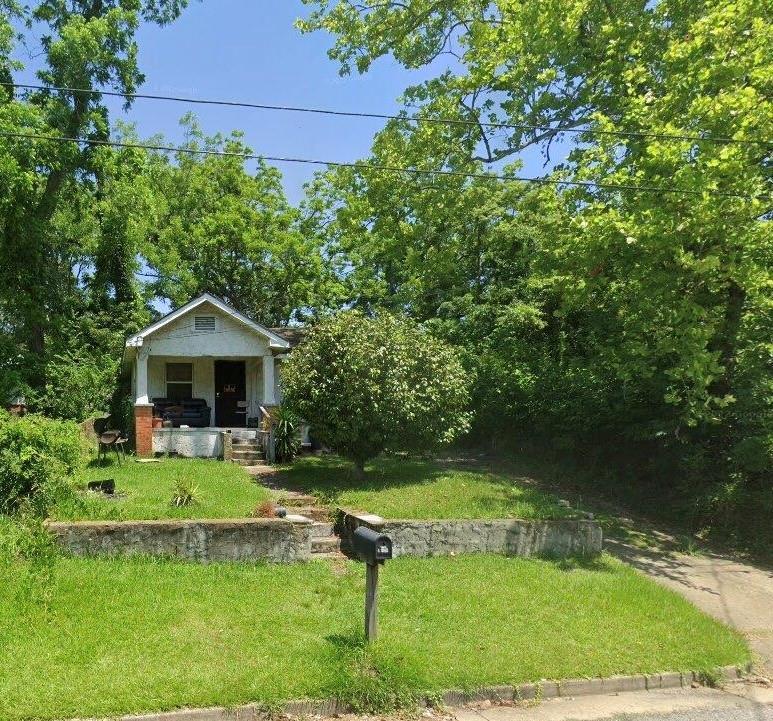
[262, 354, 276, 406]
[136, 347, 150, 405]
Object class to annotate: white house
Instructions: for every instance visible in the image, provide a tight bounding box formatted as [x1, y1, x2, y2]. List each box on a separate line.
[122, 293, 301, 458]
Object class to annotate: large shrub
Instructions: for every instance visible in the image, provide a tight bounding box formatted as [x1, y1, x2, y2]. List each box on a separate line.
[0, 412, 83, 515]
[282, 312, 471, 478]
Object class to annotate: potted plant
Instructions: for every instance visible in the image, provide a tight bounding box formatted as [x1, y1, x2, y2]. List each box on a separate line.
[152, 414, 163, 429]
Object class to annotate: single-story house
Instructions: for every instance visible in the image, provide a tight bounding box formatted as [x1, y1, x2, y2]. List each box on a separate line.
[122, 293, 302, 459]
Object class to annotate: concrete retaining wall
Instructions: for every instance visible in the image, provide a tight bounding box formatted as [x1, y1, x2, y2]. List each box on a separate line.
[47, 517, 313, 563]
[338, 510, 602, 558]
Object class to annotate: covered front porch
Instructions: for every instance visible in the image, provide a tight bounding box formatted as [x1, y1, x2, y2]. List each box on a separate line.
[132, 352, 281, 458]
[152, 426, 262, 460]
[135, 353, 281, 428]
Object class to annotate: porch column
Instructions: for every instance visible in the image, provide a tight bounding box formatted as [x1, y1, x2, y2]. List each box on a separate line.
[135, 347, 150, 405]
[134, 347, 153, 457]
[134, 404, 154, 458]
[262, 354, 276, 406]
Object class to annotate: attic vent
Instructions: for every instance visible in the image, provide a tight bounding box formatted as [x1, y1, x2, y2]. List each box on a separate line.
[194, 316, 216, 332]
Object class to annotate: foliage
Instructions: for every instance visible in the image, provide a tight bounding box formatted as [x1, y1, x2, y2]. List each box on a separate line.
[142, 116, 344, 326]
[252, 499, 277, 518]
[272, 406, 302, 463]
[170, 477, 200, 508]
[0, 411, 83, 515]
[298, 0, 773, 551]
[0, 1, 194, 393]
[282, 311, 471, 477]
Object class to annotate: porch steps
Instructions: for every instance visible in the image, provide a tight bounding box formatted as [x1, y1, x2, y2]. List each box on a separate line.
[230, 437, 265, 466]
[232, 437, 260, 446]
[232, 450, 264, 462]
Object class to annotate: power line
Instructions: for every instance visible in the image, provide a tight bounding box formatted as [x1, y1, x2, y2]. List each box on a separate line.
[0, 130, 765, 199]
[3, 81, 771, 148]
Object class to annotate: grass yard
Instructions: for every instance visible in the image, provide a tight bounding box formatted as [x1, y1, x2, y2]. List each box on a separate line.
[52, 458, 271, 521]
[279, 455, 571, 519]
[0, 553, 748, 720]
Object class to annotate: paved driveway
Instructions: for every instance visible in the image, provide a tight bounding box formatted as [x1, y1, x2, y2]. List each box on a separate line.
[606, 537, 773, 675]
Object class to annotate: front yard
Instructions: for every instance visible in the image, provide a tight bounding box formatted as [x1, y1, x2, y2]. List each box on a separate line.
[279, 455, 571, 519]
[0, 553, 748, 720]
[53, 454, 571, 522]
[52, 458, 271, 521]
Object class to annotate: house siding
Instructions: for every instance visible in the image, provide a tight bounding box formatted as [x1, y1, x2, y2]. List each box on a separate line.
[145, 305, 271, 358]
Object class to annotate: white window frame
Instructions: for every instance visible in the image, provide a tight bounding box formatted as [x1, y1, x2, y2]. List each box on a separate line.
[166, 362, 193, 400]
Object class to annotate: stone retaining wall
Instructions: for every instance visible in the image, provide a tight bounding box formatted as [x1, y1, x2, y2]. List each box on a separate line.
[338, 510, 602, 558]
[46, 517, 313, 563]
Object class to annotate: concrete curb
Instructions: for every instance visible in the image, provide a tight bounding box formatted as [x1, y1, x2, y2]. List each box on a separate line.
[75, 664, 751, 721]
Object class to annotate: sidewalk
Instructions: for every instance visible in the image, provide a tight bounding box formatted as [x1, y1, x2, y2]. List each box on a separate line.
[452, 685, 773, 721]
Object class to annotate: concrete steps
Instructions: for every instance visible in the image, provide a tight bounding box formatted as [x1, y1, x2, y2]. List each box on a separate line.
[230, 438, 264, 466]
[281, 493, 318, 508]
[232, 450, 263, 461]
[292, 506, 329, 522]
[310, 522, 334, 538]
[311, 536, 341, 554]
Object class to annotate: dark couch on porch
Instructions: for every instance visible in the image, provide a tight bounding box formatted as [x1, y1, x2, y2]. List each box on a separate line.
[152, 398, 212, 428]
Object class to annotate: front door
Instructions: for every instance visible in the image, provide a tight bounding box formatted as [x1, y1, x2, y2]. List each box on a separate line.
[214, 361, 247, 427]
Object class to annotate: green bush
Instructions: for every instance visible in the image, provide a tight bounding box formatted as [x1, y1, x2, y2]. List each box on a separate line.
[29, 351, 118, 422]
[0, 412, 83, 515]
[282, 311, 471, 478]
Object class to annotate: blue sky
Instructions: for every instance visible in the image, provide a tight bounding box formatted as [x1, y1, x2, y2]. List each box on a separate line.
[14, 0, 561, 204]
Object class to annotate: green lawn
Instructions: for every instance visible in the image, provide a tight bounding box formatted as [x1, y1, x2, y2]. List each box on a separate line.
[52, 458, 271, 521]
[279, 455, 571, 520]
[0, 553, 747, 720]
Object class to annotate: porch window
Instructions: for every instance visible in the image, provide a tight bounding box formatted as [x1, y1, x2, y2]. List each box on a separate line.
[166, 363, 193, 400]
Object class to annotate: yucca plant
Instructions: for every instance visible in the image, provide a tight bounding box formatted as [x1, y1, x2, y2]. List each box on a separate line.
[273, 406, 301, 463]
[170, 478, 200, 508]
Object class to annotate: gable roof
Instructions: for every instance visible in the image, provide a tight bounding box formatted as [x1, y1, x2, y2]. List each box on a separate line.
[125, 293, 291, 350]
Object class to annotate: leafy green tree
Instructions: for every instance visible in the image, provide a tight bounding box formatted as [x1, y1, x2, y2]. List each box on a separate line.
[0, 0, 196, 386]
[282, 311, 471, 478]
[143, 116, 343, 326]
[299, 0, 772, 543]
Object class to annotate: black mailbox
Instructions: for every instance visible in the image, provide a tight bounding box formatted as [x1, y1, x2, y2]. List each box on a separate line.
[352, 526, 392, 564]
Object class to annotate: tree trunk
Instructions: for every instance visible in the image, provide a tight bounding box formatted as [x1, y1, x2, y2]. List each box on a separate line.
[352, 458, 366, 481]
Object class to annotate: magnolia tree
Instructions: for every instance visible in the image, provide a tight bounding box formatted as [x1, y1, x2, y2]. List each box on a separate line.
[281, 312, 471, 478]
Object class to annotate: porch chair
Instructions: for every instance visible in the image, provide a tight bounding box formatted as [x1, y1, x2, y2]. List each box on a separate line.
[94, 417, 129, 465]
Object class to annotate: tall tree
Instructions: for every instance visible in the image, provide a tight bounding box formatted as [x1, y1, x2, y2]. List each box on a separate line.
[300, 0, 772, 539]
[0, 0, 196, 386]
[143, 116, 343, 327]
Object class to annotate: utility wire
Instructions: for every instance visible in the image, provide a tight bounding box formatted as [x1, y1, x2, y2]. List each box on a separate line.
[3, 81, 771, 147]
[0, 130, 765, 200]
